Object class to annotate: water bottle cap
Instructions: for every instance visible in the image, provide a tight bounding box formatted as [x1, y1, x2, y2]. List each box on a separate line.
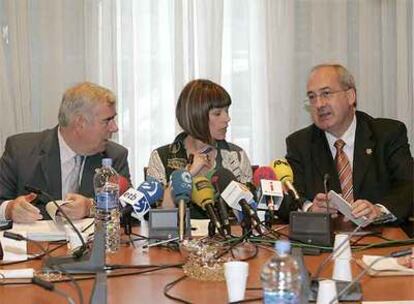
[102, 158, 113, 167]
[275, 240, 291, 254]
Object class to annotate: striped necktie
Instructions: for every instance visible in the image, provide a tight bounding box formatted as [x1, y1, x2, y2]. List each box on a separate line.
[67, 154, 83, 194]
[334, 139, 354, 204]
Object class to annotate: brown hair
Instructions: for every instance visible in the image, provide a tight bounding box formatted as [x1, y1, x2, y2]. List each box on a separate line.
[176, 79, 231, 144]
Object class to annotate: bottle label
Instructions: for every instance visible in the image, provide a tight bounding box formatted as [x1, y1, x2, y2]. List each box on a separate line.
[96, 192, 118, 210]
[263, 291, 299, 304]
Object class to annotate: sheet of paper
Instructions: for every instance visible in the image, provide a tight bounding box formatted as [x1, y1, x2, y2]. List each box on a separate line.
[362, 255, 414, 273]
[10, 218, 94, 242]
[0, 231, 28, 261]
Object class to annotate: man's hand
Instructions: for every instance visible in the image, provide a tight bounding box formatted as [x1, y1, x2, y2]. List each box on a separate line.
[397, 247, 414, 269]
[351, 199, 382, 220]
[310, 193, 338, 214]
[5, 193, 42, 223]
[61, 193, 93, 219]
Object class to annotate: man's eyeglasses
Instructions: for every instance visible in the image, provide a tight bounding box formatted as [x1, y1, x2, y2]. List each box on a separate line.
[304, 89, 350, 105]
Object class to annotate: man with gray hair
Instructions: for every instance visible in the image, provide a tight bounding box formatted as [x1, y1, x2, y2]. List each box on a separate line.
[0, 82, 130, 223]
[284, 63, 413, 224]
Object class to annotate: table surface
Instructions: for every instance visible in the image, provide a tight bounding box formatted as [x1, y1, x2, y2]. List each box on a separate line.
[0, 226, 413, 303]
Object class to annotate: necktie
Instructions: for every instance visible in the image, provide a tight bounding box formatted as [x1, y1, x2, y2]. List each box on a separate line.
[334, 139, 354, 204]
[67, 154, 83, 194]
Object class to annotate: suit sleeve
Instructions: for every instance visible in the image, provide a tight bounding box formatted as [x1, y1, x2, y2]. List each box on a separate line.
[380, 123, 413, 220]
[112, 147, 131, 185]
[0, 138, 19, 204]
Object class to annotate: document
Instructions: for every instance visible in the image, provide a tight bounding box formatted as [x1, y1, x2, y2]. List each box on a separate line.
[9, 218, 94, 242]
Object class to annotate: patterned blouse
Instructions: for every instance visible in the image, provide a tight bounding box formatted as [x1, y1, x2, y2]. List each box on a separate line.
[147, 132, 253, 218]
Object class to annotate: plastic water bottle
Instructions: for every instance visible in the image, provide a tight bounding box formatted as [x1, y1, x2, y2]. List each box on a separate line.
[93, 158, 120, 253]
[261, 240, 302, 304]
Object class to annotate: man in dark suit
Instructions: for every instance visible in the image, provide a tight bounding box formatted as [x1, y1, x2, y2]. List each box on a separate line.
[285, 64, 413, 223]
[0, 82, 131, 223]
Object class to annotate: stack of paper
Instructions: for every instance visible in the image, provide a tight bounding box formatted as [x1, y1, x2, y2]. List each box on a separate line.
[9, 218, 94, 242]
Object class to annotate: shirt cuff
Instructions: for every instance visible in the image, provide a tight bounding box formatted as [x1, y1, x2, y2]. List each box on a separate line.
[373, 203, 397, 223]
[0, 200, 11, 221]
[302, 200, 313, 212]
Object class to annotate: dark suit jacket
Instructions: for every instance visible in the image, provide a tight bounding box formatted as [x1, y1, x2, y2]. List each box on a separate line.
[0, 126, 131, 219]
[284, 111, 413, 223]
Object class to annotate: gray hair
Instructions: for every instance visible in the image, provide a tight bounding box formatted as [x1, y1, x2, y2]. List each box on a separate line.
[310, 63, 357, 106]
[58, 82, 116, 127]
[310, 63, 356, 91]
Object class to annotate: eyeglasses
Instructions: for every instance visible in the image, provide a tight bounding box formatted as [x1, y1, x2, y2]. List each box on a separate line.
[304, 89, 350, 105]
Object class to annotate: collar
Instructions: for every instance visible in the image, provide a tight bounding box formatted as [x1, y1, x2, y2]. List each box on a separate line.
[325, 114, 356, 149]
[58, 127, 77, 163]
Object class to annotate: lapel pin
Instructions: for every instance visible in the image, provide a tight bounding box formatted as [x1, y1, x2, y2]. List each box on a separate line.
[366, 148, 372, 155]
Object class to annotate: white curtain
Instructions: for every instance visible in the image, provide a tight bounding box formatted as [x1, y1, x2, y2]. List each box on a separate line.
[1, 0, 412, 185]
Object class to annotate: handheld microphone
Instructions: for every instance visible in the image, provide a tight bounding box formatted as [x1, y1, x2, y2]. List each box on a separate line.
[119, 179, 164, 220]
[252, 166, 284, 223]
[210, 168, 232, 235]
[215, 169, 263, 235]
[117, 176, 133, 236]
[270, 158, 300, 201]
[118, 175, 130, 196]
[24, 185, 87, 259]
[192, 176, 225, 236]
[170, 170, 192, 241]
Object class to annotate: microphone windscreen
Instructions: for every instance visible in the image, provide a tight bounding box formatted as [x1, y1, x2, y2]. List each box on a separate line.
[270, 158, 294, 182]
[170, 169, 193, 203]
[252, 166, 277, 187]
[211, 168, 237, 193]
[118, 176, 130, 195]
[192, 176, 215, 210]
[137, 180, 164, 206]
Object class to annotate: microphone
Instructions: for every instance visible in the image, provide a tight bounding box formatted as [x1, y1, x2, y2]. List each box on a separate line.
[312, 218, 371, 280]
[215, 169, 263, 235]
[192, 176, 225, 236]
[25, 188, 107, 276]
[3, 231, 84, 303]
[118, 175, 130, 196]
[270, 158, 300, 201]
[328, 247, 412, 304]
[324, 173, 331, 213]
[210, 168, 232, 235]
[119, 179, 164, 220]
[252, 166, 284, 219]
[24, 185, 87, 259]
[170, 170, 193, 241]
[117, 175, 133, 237]
[32, 276, 77, 304]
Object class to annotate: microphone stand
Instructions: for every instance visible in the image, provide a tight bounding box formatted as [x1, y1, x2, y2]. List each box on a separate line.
[24, 186, 88, 259]
[121, 207, 136, 248]
[3, 231, 84, 304]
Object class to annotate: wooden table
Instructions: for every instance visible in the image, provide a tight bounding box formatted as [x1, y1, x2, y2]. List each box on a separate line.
[0, 227, 413, 303]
